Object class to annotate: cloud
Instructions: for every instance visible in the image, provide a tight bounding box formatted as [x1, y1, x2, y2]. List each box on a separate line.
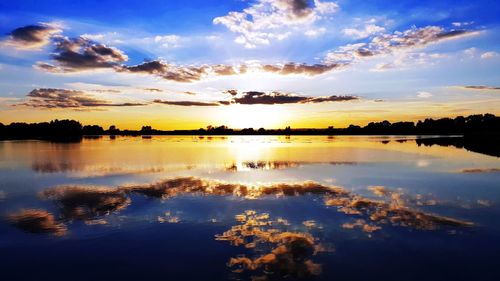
[213, 0, 338, 48]
[1, 23, 61, 50]
[153, 90, 357, 106]
[325, 26, 479, 65]
[16, 88, 147, 109]
[228, 90, 358, 105]
[35, 36, 128, 72]
[304, 27, 326, 37]
[452, 21, 474, 27]
[8, 209, 67, 236]
[121, 60, 246, 82]
[342, 24, 385, 39]
[142, 88, 163, 92]
[417, 91, 433, 98]
[459, 168, 500, 173]
[459, 85, 500, 91]
[480, 51, 498, 59]
[261, 62, 344, 75]
[152, 34, 181, 48]
[153, 99, 222, 106]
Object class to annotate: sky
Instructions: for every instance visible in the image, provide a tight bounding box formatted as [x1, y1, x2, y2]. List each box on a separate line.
[0, 0, 499, 130]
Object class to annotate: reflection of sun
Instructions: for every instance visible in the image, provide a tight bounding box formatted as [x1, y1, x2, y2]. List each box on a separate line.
[219, 104, 290, 129]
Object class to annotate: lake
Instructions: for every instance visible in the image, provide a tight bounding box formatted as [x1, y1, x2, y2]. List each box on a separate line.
[0, 136, 499, 281]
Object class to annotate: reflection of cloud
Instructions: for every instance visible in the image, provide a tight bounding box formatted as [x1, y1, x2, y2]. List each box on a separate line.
[13, 177, 475, 237]
[123, 177, 473, 230]
[342, 219, 381, 233]
[216, 210, 328, 279]
[157, 211, 181, 223]
[226, 161, 301, 171]
[31, 162, 187, 178]
[40, 185, 131, 220]
[121, 177, 348, 200]
[8, 209, 66, 236]
[326, 186, 473, 230]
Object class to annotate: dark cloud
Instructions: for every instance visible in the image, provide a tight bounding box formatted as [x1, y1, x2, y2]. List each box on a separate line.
[152, 91, 357, 107]
[8, 209, 67, 236]
[262, 62, 343, 75]
[459, 168, 500, 173]
[122, 60, 207, 82]
[16, 88, 147, 109]
[143, 88, 163, 92]
[1, 23, 61, 50]
[461, 85, 500, 91]
[153, 90, 359, 106]
[153, 99, 222, 106]
[225, 89, 238, 96]
[229, 90, 358, 105]
[35, 37, 128, 72]
[121, 61, 251, 82]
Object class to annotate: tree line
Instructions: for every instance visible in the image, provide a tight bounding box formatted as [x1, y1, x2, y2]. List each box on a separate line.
[0, 114, 499, 140]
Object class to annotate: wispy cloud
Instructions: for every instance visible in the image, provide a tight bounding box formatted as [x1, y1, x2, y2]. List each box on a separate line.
[15, 88, 147, 109]
[325, 26, 479, 64]
[459, 85, 500, 91]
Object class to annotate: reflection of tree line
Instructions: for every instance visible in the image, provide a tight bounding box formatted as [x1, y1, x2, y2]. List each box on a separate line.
[1, 114, 498, 139]
[415, 136, 500, 157]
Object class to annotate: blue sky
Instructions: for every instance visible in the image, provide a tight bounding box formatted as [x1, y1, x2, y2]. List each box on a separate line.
[0, 0, 499, 129]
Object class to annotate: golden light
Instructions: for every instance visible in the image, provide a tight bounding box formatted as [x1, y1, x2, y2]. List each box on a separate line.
[218, 104, 290, 129]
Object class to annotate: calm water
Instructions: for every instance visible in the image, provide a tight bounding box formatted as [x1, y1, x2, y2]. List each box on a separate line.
[0, 136, 499, 281]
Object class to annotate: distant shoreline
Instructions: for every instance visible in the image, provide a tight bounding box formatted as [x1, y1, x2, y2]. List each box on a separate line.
[1, 113, 498, 141]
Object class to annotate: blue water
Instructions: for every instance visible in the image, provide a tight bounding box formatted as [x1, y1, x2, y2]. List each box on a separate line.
[0, 136, 499, 281]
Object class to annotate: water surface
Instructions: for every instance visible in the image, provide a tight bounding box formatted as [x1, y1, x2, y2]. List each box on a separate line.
[0, 136, 499, 281]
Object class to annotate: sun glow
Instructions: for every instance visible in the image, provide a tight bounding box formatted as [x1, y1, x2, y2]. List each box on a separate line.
[218, 104, 290, 129]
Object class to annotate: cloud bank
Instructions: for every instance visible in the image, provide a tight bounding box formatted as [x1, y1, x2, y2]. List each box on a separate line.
[16, 88, 147, 109]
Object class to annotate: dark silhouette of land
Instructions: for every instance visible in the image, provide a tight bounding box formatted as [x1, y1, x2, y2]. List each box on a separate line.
[0, 114, 499, 156]
[1, 113, 498, 138]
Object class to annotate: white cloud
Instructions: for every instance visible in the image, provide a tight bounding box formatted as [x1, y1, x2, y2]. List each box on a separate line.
[342, 24, 385, 39]
[325, 26, 478, 65]
[417, 91, 433, 98]
[304, 27, 326, 37]
[213, 0, 338, 48]
[153, 35, 181, 48]
[452, 21, 474, 27]
[480, 51, 498, 59]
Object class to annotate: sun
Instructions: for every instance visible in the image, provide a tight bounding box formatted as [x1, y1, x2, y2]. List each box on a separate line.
[218, 104, 290, 129]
